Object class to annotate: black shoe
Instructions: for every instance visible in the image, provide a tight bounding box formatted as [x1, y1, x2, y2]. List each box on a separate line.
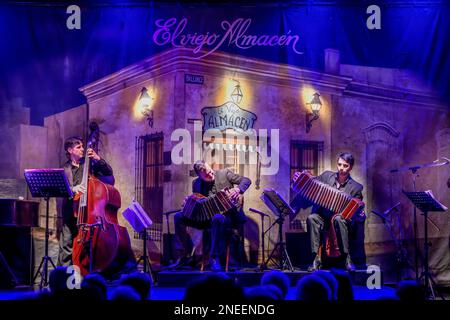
[209, 258, 222, 272]
[168, 256, 194, 270]
[308, 254, 322, 272]
[345, 255, 356, 272]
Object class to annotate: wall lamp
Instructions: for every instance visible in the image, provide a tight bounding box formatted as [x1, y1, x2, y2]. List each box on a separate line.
[231, 79, 243, 105]
[305, 92, 322, 133]
[139, 87, 154, 128]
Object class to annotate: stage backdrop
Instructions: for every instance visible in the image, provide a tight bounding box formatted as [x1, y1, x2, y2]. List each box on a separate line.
[0, 1, 449, 284]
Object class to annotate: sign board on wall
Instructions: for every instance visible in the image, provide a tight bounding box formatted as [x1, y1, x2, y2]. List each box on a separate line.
[201, 102, 257, 133]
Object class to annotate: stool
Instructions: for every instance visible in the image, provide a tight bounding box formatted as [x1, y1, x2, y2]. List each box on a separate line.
[199, 225, 245, 272]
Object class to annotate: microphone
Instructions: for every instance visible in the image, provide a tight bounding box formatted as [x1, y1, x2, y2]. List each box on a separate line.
[371, 202, 401, 222]
[164, 210, 181, 216]
[371, 210, 387, 222]
[384, 202, 401, 215]
[249, 208, 269, 217]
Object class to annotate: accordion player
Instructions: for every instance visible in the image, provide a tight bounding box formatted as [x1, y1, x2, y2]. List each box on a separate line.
[181, 188, 240, 224]
[292, 171, 364, 260]
[292, 170, 364, 221]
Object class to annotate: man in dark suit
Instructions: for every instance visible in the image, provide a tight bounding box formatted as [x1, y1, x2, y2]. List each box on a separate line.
[58, 136, 114, 266]
[173, 160, 251, 271]
[294, 152, 365, 272]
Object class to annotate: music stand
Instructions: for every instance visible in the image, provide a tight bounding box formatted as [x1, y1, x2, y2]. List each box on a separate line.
[122, 199, 156, 283]
[24, 168, 73, 289]
[403, 190, 447, 300]
[260, 189, 295, 271]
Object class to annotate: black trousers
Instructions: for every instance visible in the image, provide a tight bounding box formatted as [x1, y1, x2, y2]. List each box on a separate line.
[57, 214, 78, 267]
[307, 213, 365, 257]
[174, 212, 239, 260]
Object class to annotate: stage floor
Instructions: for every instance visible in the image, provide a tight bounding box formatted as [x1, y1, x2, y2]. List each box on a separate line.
[2, 269, 448, 300]
[0, 268, 397, 300]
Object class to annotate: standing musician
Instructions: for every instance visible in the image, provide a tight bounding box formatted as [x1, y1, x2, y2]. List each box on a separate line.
[173, 160, 251, 271]
[57, 136, 114, 267]
[293, 152, 366, 272]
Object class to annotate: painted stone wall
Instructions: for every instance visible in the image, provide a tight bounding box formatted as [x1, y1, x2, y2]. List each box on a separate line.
[0, 99, 52, 227]
[39, 49, 449, 282]
[334, 65, 449, 281]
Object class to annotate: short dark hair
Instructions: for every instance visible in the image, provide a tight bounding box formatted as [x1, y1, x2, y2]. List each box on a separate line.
[120, 272, 152, 300]
[338, 152, 355, 167]
[193, 160, 206, 175]
[64, 136, 83, 159]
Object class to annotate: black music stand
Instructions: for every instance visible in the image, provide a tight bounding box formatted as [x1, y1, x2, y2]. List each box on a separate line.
[260, 189, 295, 271]
[136, 228, 157, 284]
[123, 199, 156, 283]
[403, 190, 447, 300]
[24, 168, 73, 289]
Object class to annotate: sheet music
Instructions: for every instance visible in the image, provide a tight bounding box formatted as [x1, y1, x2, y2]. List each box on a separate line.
[424, 190, 448, 211]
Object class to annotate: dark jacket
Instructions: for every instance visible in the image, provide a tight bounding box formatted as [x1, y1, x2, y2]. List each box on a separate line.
[316, 171, 363, 199]
[192, 168, 252, 224]
[61, 158, 114, 221]
[63, 158, 114, 193]
[290, 170, 364, 217]
[313, 170, 363, 218]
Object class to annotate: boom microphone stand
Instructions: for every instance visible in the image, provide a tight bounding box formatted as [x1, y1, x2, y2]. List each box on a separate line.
[249, 208, 269, 271]
[390, 158, 448, 281]
[372, 203, 414, 282]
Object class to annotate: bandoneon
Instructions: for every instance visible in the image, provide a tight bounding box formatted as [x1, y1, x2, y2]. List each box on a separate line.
[181, 190, 236, 223]
[292, 171, 363, 220]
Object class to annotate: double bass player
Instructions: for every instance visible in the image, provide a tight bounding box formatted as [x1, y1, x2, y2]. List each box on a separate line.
[57, 136, 114, 267]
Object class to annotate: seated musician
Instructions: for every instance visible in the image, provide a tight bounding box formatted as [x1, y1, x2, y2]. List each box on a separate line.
[173, 160, 251, 271]
[57, 136, 114, 267]
[292, 152, 366, 272]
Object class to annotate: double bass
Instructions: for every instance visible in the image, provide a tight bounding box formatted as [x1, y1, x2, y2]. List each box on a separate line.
[72, 123, 134, 276]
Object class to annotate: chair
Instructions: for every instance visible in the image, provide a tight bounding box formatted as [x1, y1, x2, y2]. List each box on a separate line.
[225, 224, 245, 272]
[199, 224, 245, 272]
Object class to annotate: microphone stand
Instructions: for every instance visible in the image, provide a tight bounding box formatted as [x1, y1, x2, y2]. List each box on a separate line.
[412, 168, 420, 281]
[390, 158, 448, 281]
[372, 204, 414, 282]
[249, 208, 269, 271]
[163, 210, 180, 267]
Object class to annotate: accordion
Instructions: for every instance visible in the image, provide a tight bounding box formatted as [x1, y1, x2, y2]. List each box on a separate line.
[181, 189, 236, 223]
[292, 171, 363, 220]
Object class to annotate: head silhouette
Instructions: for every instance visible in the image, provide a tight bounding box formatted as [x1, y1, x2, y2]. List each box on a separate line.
[260, 270, 290, 299]
[184, 273, 244, 302]
[295, 274, 331, 301]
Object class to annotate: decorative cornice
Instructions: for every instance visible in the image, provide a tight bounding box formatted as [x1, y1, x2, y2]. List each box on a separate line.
[79, 48, 352, 101]
[79, 47, 447, 111]
[345, 81, 445, 110]
[363, 122, 400, 144]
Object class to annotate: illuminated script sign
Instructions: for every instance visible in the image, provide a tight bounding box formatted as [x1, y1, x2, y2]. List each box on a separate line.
[201, 102, 257, 133]
[153, 18, 304, 59]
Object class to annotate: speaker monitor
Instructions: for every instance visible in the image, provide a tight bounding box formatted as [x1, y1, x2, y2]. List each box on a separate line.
[285, 232, 314, 269]
[0, 226, 34, 286]
[0, 251, 17, 289]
